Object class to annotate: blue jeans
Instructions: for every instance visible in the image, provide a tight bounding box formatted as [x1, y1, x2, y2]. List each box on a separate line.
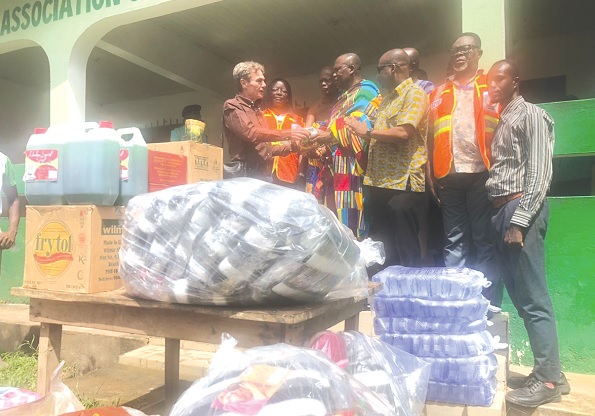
[437, 171, 503, 307]
[491, 198, 560, 382]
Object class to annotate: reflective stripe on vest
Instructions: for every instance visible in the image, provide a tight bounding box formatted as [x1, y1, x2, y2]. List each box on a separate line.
[263, 110, 303, 183]
[430, 73, 500, 179]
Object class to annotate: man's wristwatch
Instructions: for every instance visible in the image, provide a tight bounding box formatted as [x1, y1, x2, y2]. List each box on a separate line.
[365, 127, 373, 139]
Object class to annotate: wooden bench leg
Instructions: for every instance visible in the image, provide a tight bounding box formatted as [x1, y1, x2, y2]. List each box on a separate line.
[344, 312, 360, 331]
[164, 338, 181, 408]
[37, 322, 62, 395]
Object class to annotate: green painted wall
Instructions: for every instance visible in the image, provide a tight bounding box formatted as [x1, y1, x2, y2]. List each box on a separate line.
[539, 99, 595, 157]
[504, 197, 595, 374]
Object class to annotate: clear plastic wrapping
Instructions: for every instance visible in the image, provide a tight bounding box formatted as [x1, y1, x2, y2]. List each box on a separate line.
[426, 376, 498, 406]
[120, 178, 378, 306]
[372, 266, 489, 300]
[170, 334, 394, 416]
[61, 407, 154, 415]
[372, 266, 500, 407]
[309, 331, 430, 416]
[380, 330, 496, 358]
[373, 295, 489, 320]
[423, 353, 499, 384]
[0, 362, 83, 416]
[374, 316, 488, 335]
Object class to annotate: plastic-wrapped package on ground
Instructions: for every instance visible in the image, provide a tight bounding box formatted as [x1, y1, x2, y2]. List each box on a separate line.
[426, 376, 498, 406]
[374, 316, 488, 335]
[0, 362, 83, 416]
[373, 295, 489, 320]
[309, 331, 430, 416]
[120, 178, 380, 306]
[170, 334, 393, 416]
[372, 266, 490, 300]
[381, 330, 496, 358]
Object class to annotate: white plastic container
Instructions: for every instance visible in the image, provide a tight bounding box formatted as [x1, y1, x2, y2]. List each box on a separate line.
[117, 127, 148, 205]
[24, 127, 68, 205]
[63, 121, 120, 206]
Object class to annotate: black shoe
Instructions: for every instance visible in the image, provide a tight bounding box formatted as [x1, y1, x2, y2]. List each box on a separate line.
[506, 379, 561, 407]
[508, 372, 571, 395]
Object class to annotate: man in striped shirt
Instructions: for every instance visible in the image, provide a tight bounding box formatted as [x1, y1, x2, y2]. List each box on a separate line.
[486, 60, 568, 407]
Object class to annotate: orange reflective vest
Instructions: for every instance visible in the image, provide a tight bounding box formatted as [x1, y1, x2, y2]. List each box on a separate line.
[429, 72, 500, 179]
[263, 109, 303, 183]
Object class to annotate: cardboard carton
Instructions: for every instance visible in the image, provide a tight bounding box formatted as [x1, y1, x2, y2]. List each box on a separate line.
[147, 141, 223, 183]
[24, 205, 125, 293]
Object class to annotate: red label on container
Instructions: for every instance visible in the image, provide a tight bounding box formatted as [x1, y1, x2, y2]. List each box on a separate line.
[24, 149, 59, 181]
[120, 149, 129, 181]
[148, 150, 187, 192]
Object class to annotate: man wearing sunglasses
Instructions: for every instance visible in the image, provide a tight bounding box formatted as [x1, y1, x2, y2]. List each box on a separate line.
[345, 49, 428, 268]
[428, 33, 503, 308]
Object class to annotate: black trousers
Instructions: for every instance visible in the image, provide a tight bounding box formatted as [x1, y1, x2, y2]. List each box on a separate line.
[491, 198, 561, 382]
[368, 186, 427, 269]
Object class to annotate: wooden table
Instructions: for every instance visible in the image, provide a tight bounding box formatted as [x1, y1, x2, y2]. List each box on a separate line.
[12, 285, 378, 405]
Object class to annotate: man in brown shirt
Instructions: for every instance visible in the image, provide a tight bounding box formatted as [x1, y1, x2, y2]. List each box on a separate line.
[223, 61, 309, 180]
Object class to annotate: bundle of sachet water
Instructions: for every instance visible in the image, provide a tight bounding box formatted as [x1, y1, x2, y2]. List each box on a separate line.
[119, 178, 374, 306]
[372, 266, 499, 407]
[169, 334, 394, 416]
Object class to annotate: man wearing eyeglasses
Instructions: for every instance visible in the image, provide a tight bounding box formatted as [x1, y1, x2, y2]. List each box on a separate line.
[428, 33, 503, 307]
[345, 49, 428, 268]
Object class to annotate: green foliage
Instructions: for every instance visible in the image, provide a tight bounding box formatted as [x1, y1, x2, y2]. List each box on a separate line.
[0, 339, 38, 390]
[0, 339, 121, 409]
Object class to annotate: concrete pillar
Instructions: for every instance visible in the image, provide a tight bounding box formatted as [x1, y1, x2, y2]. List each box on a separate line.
[461, 0, 506, 70]
[43, 36, 94, 125]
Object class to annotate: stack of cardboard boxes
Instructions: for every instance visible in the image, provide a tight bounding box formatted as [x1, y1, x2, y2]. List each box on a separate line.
[23, 142, 223, 294]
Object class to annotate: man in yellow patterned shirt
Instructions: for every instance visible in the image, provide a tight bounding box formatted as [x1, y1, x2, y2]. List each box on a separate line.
[346, 48, 429, 268]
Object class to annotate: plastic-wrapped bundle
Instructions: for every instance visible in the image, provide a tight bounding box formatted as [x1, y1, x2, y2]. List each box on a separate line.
[374, 315, 487, 335]
[309, 331, 430, 416]
[423, 353, 499, 384]
[380, 330, 495, 358]
[372, 266, 490, 300]
[119, 178, 378, 306]
[371, 266, 500, 408]
[373, 295, 489, 320]
[169, 335, 393, 416]
[426, 376, 498, 407]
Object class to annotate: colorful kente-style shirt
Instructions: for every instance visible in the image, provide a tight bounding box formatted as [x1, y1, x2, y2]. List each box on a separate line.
[328, 79, 381, 239]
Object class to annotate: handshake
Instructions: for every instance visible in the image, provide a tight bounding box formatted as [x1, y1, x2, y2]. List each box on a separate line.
[287, 126, 334, 153]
